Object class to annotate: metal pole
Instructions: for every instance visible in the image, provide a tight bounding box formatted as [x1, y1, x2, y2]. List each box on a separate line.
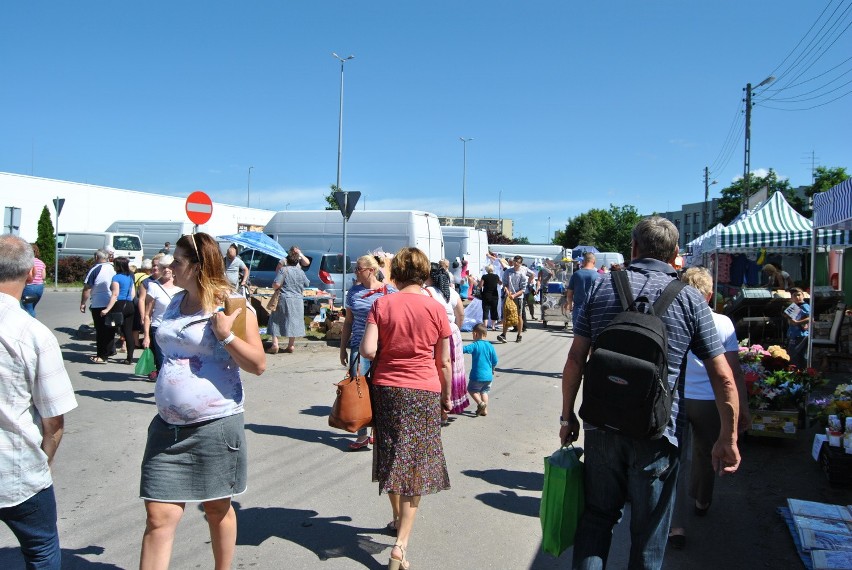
[460, 137, 473, 226]
[53, 200, 60, 289]
[343, 194, 348, 310]
[743, 83, 752, 212]
[332, 53, 354, 306]
[247, 166, 253, 208]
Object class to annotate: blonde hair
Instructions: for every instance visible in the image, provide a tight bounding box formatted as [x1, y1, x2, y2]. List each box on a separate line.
[357, 254, 380, 271]
[176, 233, 232, 313]
[681, 266, 713, 297]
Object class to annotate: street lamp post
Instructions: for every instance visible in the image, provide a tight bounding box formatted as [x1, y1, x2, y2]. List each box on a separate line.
[333, 52, 355, 306]
[742, 75, 775, 211]
[247, 166, 254, 208]
[459, 137, 473, 226]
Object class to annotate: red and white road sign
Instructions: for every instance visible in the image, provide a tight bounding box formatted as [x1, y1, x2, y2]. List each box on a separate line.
[185, 191, 213, 225]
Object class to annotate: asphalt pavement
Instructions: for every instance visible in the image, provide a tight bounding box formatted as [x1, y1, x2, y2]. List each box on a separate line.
[0, 291, 600, 569]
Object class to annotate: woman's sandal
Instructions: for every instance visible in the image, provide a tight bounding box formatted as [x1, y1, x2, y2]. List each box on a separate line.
[89, 356, 107, 364]
[384, 517, 399, 536]
[266, 346, 279, 355]
[388, 543, 409, 570]
[122, 359, 132, 365]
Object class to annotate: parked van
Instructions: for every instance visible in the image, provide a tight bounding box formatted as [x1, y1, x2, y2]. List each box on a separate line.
[593, 251, 625, 270]
[441, 227, 489, 277]
[57, 232, 143, 266]
[264, 210, 445, 263]
[105, 220, 196, 258]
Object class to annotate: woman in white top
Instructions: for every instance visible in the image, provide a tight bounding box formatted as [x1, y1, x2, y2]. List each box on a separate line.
[424, 264, 468, 419]
[668, 267, 749, 549]
[142, 255, 182, 381]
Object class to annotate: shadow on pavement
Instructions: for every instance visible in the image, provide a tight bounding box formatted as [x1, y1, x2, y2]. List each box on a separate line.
[245, 423, 352, 450]
[299, 405, 333, 417]
[462, 468, 543, 491]
[496, 367, 562, 379]
[0, 545, 123, 569]
[475, 489, 540, 518]
[232, 501, 387, 568]
[75, 389, 154, 405]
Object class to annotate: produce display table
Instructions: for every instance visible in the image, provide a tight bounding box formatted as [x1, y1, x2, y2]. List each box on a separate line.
[249, 288, 335, 327]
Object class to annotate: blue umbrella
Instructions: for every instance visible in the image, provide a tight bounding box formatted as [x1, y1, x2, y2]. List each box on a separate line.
[572, 245, 599, 260]
[217, 232, 288, 260]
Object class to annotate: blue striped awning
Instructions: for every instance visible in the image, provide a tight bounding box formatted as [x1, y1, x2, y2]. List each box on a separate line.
[813, 178, 852, 230]
[714, 191, 852, 252]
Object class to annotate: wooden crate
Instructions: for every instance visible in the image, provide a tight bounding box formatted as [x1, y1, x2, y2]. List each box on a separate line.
[818, 442, 852, 486]
[748, 409, 798, 438]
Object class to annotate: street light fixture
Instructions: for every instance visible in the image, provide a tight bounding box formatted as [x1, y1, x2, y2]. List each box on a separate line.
[742, 75, 776, 210]
[247, 166, 254, 208]
[332, 52, 355, 193]
[459, 137, 473, 225]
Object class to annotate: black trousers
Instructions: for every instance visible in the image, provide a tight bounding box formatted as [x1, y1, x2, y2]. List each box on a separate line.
[91, 307, 115, 360]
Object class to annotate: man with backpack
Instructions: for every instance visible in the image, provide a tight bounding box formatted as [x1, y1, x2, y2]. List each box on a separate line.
[558, 217, 741, 570]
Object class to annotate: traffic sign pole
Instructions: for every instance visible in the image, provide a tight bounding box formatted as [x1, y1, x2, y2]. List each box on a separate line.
[52, 197, 65, 289]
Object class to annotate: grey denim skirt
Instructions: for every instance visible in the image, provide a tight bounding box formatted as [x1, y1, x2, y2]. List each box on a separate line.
[140, 413, 247, 502]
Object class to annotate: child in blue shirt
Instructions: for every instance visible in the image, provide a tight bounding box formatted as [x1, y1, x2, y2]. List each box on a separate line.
[786, 287, 811, 369]
[463, 323, 499, 416]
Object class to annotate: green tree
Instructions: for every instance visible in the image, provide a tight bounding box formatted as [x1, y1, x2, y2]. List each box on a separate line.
[555, 204, 639, 259]
[514, 236, 530, 244]
[325, 184, 341, 210]
[807, 166, 848, 198]
[717, 169, 800, 224]
[36, 205, 55, 273]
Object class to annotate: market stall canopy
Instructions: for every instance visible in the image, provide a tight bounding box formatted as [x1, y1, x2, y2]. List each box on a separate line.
[712, 191, 852, 252]
[813, 177, 852, 230]
[572, 245, 599, 259]
[687, 223, 724, 257]
[218, 232, 288, 260]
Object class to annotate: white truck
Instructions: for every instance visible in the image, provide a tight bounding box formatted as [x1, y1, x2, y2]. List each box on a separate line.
[441, 226, 489, 277]
[263, 210, 445, 263]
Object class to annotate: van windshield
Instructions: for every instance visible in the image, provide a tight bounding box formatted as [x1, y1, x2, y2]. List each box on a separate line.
[113, 236, 142, 250]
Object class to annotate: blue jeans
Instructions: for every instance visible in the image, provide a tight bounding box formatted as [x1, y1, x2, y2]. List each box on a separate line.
[21, 283, 44, 317]
[573, 430, 680, 570]
[349, 348, 372, 438]
[0, 485, 61, 569]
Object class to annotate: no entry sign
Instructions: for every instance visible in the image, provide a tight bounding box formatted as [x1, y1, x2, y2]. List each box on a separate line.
[185, 191, 213, 225]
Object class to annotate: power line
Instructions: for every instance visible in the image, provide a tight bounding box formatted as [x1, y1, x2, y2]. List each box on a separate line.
[708, 99, 745, 176]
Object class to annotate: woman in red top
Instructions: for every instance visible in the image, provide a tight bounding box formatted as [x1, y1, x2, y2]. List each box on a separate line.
[21, 243, 46, 317]
[361, 247, 452, 570]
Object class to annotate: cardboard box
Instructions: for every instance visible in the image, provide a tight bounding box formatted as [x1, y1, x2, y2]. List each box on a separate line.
[749, 409, 798, 438]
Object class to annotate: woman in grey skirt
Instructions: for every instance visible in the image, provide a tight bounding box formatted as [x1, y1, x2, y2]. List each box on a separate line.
[139, 233, 266, 570]
[267, 248, 310, 354]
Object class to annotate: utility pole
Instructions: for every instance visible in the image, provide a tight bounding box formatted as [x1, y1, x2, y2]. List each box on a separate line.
[704, 166, 710, 233]
[742, 82, 753, 212]
[742, 75, 775, 212]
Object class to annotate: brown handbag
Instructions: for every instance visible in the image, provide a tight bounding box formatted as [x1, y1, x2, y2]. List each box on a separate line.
[328, 357, 373, 433]
[265, 288, 281, 312]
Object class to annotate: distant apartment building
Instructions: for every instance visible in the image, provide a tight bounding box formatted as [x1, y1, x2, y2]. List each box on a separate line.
[438, 216, 513, 239]
[658, 198, 723, 250]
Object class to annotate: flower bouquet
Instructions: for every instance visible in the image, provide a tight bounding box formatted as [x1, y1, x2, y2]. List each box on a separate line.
[809, 383, 852, 426]
[748, 366, 826, 411]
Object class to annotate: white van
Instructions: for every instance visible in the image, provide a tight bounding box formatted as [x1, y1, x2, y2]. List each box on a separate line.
[593, 252, 625, 270]
[441, 227, 489, 277]
[105, 220, 195, 258]
[264, 210, 445, 263]
[57, 232, 143, 266]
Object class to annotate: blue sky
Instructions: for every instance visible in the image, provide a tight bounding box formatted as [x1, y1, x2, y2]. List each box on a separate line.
[2, 1, 850, 242]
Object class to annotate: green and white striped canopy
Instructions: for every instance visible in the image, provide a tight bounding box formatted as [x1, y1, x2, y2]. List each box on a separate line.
[713, 191, 852, 252]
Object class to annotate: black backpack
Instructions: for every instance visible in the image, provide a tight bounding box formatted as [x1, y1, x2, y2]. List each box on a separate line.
[578, 271, 686, 439]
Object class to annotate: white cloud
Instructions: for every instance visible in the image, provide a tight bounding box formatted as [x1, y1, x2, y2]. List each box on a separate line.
[731, 168, 789, 183]
[669, 138, 697, 149]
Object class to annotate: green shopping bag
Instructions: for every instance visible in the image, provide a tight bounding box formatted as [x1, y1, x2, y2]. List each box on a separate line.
[134, 348, 156, 376]
[540, 445, 584, 556]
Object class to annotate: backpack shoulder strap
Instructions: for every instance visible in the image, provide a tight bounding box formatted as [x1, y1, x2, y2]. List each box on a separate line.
[652, 279, 687, 316]
[612, 270, 634, 311]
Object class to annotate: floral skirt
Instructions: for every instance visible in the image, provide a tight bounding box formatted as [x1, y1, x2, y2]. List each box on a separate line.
[449, 324, 470, 414]
[372, 386, 450, 496]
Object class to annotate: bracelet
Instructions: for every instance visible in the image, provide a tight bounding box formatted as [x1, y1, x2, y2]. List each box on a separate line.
[218, 332, 236, 347]
[559, 413, 577, 427]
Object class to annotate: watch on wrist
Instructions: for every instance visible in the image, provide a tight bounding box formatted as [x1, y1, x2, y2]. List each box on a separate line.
[218, 332, 236, 347]
[559, 413, 576, 427]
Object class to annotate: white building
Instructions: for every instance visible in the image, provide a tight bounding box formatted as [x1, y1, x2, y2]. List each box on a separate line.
[1, 172, 275, 242]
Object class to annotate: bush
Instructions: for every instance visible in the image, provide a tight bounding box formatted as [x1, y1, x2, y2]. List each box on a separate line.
[58, 256, 94, 283]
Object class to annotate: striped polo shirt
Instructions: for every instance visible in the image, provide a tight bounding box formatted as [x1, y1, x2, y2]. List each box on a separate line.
[574, 258, 723, 447]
